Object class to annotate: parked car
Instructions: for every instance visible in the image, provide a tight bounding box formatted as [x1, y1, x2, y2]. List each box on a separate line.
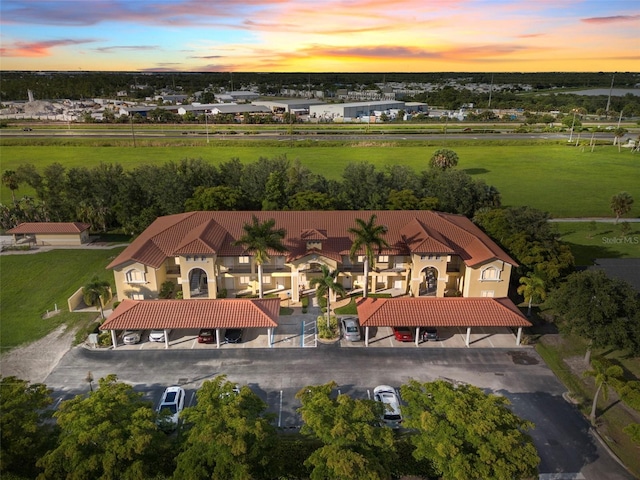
[421, 327, 439, 342]
[340, 317, 361, 342]
[198, 328, 215, 343]
[393, 326, 414, 342]
[23, 127, 32, 131]
[156, 386, 185, 429]
[149, 329, 171, 342]
[224, 328, 243, 343]
[122, 330, 142, 345]
[373, 385, 402, 429]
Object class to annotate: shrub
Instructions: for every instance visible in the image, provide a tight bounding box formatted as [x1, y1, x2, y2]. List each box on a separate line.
[158, 280, 175, 299]
[98, 331, 112, 347]
[218, 288, 227, 298]
[317, 315, 339, 339]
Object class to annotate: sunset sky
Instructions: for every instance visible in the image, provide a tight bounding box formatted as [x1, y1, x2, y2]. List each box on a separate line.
[1, 0, 638, 72]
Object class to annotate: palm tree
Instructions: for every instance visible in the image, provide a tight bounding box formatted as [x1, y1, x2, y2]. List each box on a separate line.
[1, 170, 20, 204]
[309, 265, 346, 328]
[610, 192, 634, 224]
[348, 214, 389, 299]
[234, 215, 287, 298]
[83, 276, 112, 320]
[429, 148, 459, 170]
[517, 272, 546, 317]
[584, 360, 623, 426]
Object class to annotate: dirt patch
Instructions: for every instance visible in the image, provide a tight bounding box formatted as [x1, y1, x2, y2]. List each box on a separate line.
[0, 325, 77, 384]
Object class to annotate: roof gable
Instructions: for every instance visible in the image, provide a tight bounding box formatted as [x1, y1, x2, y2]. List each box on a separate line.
[7, 222, 91, 234]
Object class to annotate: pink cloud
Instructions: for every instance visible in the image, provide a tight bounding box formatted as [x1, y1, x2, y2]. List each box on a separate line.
[0, 38, 96, 57]
[581, 14, 640, 24]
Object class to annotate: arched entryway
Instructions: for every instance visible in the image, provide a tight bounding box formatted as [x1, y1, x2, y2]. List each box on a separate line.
[418, 267, 438, 296]
[189, 268, 208, 298]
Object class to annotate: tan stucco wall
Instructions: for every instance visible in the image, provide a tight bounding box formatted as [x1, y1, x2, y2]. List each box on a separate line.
[409, 254, 448, 297]
[35, 233, 84, 246]
[179, 256, 217, 299]
[464, 261, 512, 298]
[113, 262, 161, 300]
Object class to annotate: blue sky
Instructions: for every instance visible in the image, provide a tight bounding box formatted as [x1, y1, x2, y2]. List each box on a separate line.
[1, 0, 638, 71]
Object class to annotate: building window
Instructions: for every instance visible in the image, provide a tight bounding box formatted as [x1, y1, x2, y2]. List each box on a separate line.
[378, 255, 389, 263]
[481, 290, 495, 298]
[357, 255, 365, 263]
[481, 267, 500, 281]
[239, 276, 251, 285]
[125, 269, 145, 284]
[239, 256, 250, 264]
[132, 293, 144, 300]
[262, 275, 271, 284]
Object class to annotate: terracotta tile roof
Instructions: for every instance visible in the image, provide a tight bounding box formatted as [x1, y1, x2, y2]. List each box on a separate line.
[356, 297, 531, 328]
[100, 298, 280, 331]
[7, 222, 91, 234]
[107, 211, 517, 270]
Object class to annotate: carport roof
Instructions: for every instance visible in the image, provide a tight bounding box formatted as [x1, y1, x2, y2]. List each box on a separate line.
[100, 298, 280, 331]
[7, 222, 91, 234]
[356, 297, 531, 328]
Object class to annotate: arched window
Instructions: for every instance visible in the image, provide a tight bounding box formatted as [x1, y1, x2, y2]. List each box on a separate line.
[480, 267, 500, 281]
[125, 269, 146, 284]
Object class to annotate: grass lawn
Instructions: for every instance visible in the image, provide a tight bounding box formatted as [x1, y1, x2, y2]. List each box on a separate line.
[0, 247, 125, 352]
[554, 222, 640, 265]
[535, 334, 640, 477]
[1, 141, 639, 217]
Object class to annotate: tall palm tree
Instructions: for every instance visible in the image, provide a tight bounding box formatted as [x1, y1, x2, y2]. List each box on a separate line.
[1, 170, 20, 204]
[234, 215, 287, 298]
[309, 265, 346, 327]
[83, 276, 112, 320]
[517, 272, 547, 317]
[584, 360, 623, 426]
[610, 192, 634, 224]
[349, 214, 389, 299]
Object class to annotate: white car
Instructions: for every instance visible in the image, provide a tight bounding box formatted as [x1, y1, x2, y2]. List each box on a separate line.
[373, 385, 402, 429]
[149, 329, 171, 342]
[341, 317, 361, 342]
[156, 386, 185, 428]
[122, 330, 141, 345]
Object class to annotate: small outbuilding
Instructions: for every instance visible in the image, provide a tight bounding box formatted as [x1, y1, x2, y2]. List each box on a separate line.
[6, 222, 91, 246]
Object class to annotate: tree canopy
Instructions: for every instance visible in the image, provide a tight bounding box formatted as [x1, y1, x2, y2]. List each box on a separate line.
[400, 379, 539, 480]
[296, 381, 396, 480]
[175, 375, 277, 480]
[429, 148, 459, 170]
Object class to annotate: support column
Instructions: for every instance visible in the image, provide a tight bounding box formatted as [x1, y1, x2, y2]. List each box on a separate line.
[110, 330, 118, 349]
[465, 327, 471, 347]
[216, 328, 221, 348]
[164, 329, 170, 349]
[516, 327, 522, 345]
[365, 326, 369, 347]
[268, 327, 273, 348]
[415, 327, 420, 347]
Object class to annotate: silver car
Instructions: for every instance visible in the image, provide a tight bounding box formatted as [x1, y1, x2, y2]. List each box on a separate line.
[122, 330, 142, 345]
[149, 329, 171, 342]
[340, 317, 361, 342]
[373, 385, 402, 429]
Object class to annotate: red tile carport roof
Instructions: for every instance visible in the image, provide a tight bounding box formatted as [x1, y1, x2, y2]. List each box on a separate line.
[100, 298, 280, 331]
[356, 297, 531, 328]
[7, 222, 91, 234]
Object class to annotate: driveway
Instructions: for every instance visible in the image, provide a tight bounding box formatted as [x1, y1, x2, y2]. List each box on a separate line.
[43, 346, 634, 480]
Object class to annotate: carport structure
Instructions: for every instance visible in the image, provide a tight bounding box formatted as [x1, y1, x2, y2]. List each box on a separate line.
[356, 297, 532, 347]
[100, 298, 280, 349]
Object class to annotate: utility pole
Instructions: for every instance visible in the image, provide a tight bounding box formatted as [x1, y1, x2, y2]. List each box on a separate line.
[605, 73, 615, 115]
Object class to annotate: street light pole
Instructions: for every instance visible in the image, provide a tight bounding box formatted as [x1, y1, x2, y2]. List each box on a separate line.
[205, 109, 209, 144]
[569, 111, 576, 143]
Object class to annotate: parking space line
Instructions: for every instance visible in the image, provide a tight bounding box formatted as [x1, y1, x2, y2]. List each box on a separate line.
[277, 390, 283, 427]
[367, 389, 371, 400]
[188, 391, 196, 406]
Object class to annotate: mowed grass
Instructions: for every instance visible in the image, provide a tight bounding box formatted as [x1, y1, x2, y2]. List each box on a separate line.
[554, 222, 640, 265]
[0, 247, 124, 351]
[1, 142, 639, 217]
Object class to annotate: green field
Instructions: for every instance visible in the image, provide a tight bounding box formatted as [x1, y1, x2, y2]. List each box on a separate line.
[1, 141, 639, 217]
[0, 248, 124, 351]
[554, 222, 640, 264]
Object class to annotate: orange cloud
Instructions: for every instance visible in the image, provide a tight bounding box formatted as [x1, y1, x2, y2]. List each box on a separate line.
[0, 38, 96, 57]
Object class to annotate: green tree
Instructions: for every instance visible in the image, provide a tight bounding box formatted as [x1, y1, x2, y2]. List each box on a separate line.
[37, 375, 171, 480]
[613, 126, 628, 152]
[386, 189, 419, 210]
[348, 214, 389, 299]
[429, 148, 459, 170]
[584, 360, 624, 426]
[288, 191, 335, 210]
[545, 269, 640, 362]
[309, 265, 346, 328]
[341, 162, 387, 210]
[234, 215, 287, 298]
[400, 380, 539, 480]
[262, 170, 288, 210]
[610, 191, 634, 223]
[1, 170, 20, 203]
[517, 272, 547, 317]
[0, 376, 55, 478]
[624, 424, 640, 445]
[83, 275, 111, 320]
[296, 381, 396, 480]
[175, 375, 277, 479]
[185, 186, 242, 211]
